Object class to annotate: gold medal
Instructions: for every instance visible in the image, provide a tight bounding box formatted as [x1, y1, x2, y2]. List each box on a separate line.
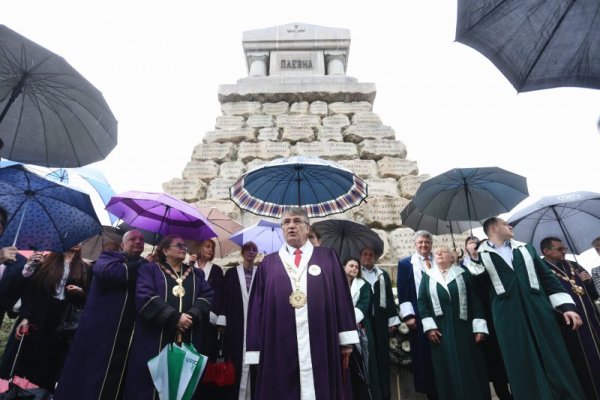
[172, 285, 186, 298]
[176, 278, 183, 285]
[572, 285, 586, 296]
[289, 289, 307, 308]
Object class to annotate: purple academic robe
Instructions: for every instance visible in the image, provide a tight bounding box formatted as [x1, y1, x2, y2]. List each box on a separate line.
[123, 262, 213, 400]
[55, 251, 147, 400]
[245, 245, 358, 400]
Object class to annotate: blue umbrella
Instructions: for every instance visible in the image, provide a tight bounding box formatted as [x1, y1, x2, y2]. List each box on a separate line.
[412, 167, 528, 222]
[507, 191, 600, 255]
[0, 164, 102, 251]
[229, 220, 284, 255]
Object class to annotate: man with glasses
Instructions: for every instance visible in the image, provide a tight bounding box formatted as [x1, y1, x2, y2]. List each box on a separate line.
[246, 207, 358, 400]
[540, 236, 600, 400]
[55, 230, 148, 400]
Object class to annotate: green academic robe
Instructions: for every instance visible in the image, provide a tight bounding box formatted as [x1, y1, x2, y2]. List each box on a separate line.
[467, 240, 586, 400]
[417, 266, 490, 400]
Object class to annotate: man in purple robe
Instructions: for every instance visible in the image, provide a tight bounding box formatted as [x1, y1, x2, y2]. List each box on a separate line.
[245, 207, 359, 400]
[54, 230, 147, 400]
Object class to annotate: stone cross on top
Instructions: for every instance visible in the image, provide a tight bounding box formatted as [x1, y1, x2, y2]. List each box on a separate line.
[242, 22, 350, 77]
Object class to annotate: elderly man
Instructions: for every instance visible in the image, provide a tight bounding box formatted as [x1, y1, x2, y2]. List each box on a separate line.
[245, 207, 358, 400]
[360, 247, 399, 400]
[465, 218, 585, 399]
[397, 230, 437, 399]
[55, 230, 147, 400]
[540, 236, 600, 400]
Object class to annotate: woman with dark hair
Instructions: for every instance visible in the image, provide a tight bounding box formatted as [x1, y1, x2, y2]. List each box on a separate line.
[4, 245, 89, 391]
[343, 256, 379, 400]
[123, 235, 213, 400]
[221, 241, 259, 400]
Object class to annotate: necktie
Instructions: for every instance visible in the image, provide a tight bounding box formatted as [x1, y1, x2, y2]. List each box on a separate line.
[424, 258, 432, 270]
[294, 249, 302, 268]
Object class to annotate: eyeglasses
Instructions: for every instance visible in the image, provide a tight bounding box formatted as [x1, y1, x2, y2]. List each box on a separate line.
[170, 243, 187, 250]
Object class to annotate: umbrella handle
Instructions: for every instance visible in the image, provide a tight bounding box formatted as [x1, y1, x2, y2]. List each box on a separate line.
[12, 200, 30, 247]
[176, 332, 183, 345]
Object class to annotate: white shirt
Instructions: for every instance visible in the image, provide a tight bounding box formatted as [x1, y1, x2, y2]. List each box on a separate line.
[361, 266, 378, 286]
[487, 240, 514, 269]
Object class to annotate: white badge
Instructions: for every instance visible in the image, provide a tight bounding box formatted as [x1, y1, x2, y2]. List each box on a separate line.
[308, 265, 321, 276]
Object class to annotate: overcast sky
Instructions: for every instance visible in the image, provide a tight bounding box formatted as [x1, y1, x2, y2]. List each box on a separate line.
[5, 0, 600, 265]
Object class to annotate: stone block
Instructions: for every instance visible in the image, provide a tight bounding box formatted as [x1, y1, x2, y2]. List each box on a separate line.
[257, 127, 280, 141]
[366, 178, 401, 197]
[281, 127, 315, 143]
[215, 115, 245, 130]
[221, 101, 261, 116]
[290, 101, 309, 114]
[262, 101, 289, 115]
[377, 157, 419, 179]
[294, 142, 358, 160]
[192, 142, 236, 163]
[182, 161, 219, 183]
[328, 101, 373, 115]
[163, 178, 207, 202]
[357, 196, 409, 229]
[316, 126, 343, 142]
[194, 199, 241, 221]
[433, 233, 470, 251]
[337, 159, 378, 179]
[219, 161, 246, 179]
[358, 140, 407, 160]
[238, 142, 291, 163]
[372, 229, 391, 263]
[246, 114, 275, 129]
[206, 178, 237, 200]
[390, 227, 418, 259]
[344, 125, 395, 143]
[245, 159, 269, 172]
[399, 174, 430, 198]
[322, 114, 350, 129]
[351, 111, 382, 126]
[276, 114, 321, 128]
[309, 101, 328, 117]
[203, 128, 256, 144]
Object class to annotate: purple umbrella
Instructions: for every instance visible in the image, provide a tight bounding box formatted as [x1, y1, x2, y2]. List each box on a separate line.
[229, 220, 284, 255]
[106, 191, 216, 242]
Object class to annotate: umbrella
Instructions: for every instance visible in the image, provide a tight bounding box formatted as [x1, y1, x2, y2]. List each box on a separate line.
[185, 207, 243, 259]
[312, 219, 383, 262]
[507, 191, 600, 254]
[0, 164, 102, 252]
[106, 191, 216, 242]
[456, 0, 600, 92]
[230, 156, 368, 218]
[229, 220, 284, 254]
[0, 25, 117, 167]
[412, 167, 528, 222]
[80, 225, 124, 260]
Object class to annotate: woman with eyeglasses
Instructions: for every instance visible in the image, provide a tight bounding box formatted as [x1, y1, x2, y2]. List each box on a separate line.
[220, 242, 259, 400]
[123, 235, 213, 400]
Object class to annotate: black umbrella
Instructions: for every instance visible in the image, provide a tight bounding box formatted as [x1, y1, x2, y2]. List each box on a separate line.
[312, 219, 384, 262]
[456, 0, 600, 92]
[507, 191, 600, 254]
[0, 25, 117, 167]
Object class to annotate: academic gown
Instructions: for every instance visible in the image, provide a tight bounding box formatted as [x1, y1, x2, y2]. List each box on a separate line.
[544, 259, 600, 400]
[364, 268, 399, 400]
[54, 251, 147, 400]
[466, 241, 586, 400]
[0, 254, 27, 328]
[123, 262, 213, 400]
[417, 266, 490, 400]
[245, 245, 359, 400]
[396, 255, 437, 396]
[221, 265, 256, 400]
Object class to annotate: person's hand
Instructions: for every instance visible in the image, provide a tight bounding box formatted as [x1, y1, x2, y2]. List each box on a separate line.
[388, 325, 398, 334]
[340, 346, 352, 369]
[0, 246, 18, 264]
[177, 313, 193, 333]
[563, 311, 583, 331]
[189, 254, 198, 263]
[145, 253, 157, 263]
[15, 318, 30, 340]
[217, 325, 225, 335]
[474, 333, 486, 344]
[579, 271, 592, 282]
[405, 318, 417, 330]
[66, 285, 84, 296]
[27, 251, 43, 264]
[426, 329, 442, 344]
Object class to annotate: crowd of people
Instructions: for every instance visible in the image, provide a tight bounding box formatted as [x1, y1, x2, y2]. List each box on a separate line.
[0, 204, 599, 400]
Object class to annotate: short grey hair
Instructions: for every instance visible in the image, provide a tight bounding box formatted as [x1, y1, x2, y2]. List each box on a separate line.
[414, 230, 433, 242]
[281, 207, 310, 225]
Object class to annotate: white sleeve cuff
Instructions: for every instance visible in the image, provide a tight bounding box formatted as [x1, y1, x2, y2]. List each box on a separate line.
[421, 317, 438, 333]
[209, 311, 218, 325]
[399, 302, 415, 319]
[354, 308, 364, 324]
[549, 292, 575, 309]
[388, 316, 401, 327]
[216, 315, 226, 326]
[472, 318, 489, 335]
[339, 330, 359, 346]
[465, 262, 485, 276]
[244, 351, 260, 365]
